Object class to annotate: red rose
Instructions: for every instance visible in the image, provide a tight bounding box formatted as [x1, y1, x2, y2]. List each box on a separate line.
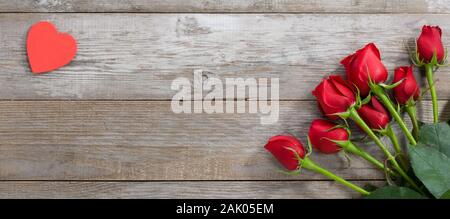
[393, 66, 420, 104]
[308, 119, 349, 154]
[417, 25, 445, 63]
[341, 43, 388, 97]
[264, 135, 305, 170]
[312, 75, 355, 120]
[357, 96, 390, 129]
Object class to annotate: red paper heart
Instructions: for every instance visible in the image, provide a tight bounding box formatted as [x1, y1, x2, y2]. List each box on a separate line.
[27, 21, 77, 74]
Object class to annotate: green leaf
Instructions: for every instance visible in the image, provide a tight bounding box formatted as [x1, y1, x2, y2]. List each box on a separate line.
[440, 190, 450, 199]
[366, 186, 424, 199]
[409, 144, 450, 198]
[419, 122, 450, 157]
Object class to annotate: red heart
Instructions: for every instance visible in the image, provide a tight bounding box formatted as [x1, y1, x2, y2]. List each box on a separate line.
[27, 21, 77, 74]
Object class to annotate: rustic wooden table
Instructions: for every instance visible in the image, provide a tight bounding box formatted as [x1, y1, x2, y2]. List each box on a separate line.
[0, 0, 449, 198]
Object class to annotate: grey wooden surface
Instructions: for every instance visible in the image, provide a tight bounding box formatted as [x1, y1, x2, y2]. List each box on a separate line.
[1, 0, 450, 13]
[0, 100, 447, 181]
[0, 181, 385, 199]
[1, 14, 450, 100]
[0, 0, 449, 198]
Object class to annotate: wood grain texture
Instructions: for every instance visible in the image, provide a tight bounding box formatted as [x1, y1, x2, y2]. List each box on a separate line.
[0, 0, 449, 13]
[1, 3, 449, 199]
[0, 100, 447, 180]
[0, 181, 384, 199]
[0, 13, 450, 100]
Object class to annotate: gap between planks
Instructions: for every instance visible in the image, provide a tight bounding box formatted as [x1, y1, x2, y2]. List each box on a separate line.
[0, 179, 381, 182]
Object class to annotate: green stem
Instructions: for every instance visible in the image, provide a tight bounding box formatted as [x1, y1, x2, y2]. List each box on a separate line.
[337, 141, 398, 178]
[349, 108, 394, 161]
[385, 125, 409, 170]
[405, 104, 420, 141]
[301, 157, 370, 196]
[425, 64, 439, 123]
[371, 85, 417, 145]
[349, 108, 423, 193]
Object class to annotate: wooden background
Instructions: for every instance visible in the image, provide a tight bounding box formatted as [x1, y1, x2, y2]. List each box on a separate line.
[0, 0, 449, 198]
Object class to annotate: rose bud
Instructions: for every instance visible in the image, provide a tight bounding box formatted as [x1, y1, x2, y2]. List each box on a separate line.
[417, 25, 445, 63]
[341, 43, 388, 96]
[264, 135, 305, 170]
[308, 119, 349, 154]
[312, 75, 356, 120]
[357, 96, 390, 130]
[392, 66, 420, 104]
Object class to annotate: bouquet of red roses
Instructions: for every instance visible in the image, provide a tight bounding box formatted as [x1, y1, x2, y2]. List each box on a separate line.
[265, 25, 450, 199]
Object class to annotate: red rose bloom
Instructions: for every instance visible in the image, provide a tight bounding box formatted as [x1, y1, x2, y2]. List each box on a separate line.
[341, 43, 388, 97]
[312, 75, 356, 120]
[357, 96, 390, 129]
[308, 119, 349, 154]
[264, 135, 306, 170]
[393, 66, 420, 104]
[417, 25, 445, 63]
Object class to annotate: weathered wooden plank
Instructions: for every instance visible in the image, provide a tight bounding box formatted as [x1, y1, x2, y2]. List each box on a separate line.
[1, 14, 449, 100]
[0, 181, 384, 199]
[0, 100, 446, 180]
[0, 0, 448, 13]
